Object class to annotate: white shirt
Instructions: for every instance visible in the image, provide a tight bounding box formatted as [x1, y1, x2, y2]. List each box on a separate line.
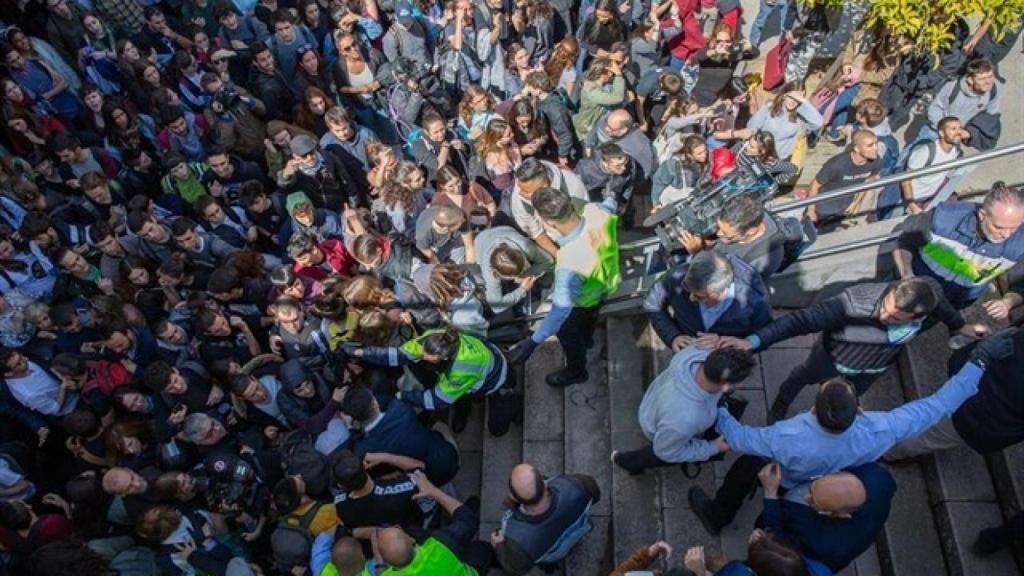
[906, 142, 961, 202]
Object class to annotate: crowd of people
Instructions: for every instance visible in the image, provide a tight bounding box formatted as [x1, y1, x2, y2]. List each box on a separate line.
[0, 0, 1020, 573]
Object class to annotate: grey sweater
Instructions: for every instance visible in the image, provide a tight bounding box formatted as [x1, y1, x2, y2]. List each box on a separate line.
[637, 346, 722, 463]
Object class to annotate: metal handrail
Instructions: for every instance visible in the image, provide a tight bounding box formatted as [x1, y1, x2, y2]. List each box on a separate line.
[620, 141, 1024, 251]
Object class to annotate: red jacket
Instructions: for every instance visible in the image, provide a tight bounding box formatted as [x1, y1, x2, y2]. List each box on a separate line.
[293, 238, 357, 281]
[663, 0, 705, 61]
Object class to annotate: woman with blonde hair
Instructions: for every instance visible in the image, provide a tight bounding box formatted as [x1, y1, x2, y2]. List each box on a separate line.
[365, 140, 398, 191]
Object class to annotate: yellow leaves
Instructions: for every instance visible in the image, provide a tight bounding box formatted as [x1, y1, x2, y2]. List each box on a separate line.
[862, 0, 1021, 56]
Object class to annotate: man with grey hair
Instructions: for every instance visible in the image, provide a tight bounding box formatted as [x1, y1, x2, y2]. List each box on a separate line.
[183, 412, 230, 447]
[894, 181, 1024, 309]
[644, 251, 772, 351]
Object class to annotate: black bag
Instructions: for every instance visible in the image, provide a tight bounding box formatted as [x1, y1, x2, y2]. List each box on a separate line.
[281, 431, 331, 498]
[270, 502, 321, 569]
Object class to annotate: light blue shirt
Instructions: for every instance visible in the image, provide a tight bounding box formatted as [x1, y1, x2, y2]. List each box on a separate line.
[699, 282, 736, 329]
[716, 362, 984, 488]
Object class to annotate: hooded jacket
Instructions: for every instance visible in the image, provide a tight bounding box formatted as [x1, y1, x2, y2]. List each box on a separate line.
[276, 359, 337, 434]
[279, 191, 344, 247]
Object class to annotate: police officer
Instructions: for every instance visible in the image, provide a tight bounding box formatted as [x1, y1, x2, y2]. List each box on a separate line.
[509, 188, 621, 387]
[355, 326, 520, 436]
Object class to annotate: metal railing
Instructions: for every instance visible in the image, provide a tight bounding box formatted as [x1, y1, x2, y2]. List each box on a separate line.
[620, 141, 1024, 251]
[490, 141, 1024, 328]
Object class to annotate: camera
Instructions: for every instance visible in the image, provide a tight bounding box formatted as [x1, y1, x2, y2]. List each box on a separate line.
[201, 451, 266, 516]
[386, 57, 434, 91]
[644, 159, 778, 250]
[214, 86, 242, 109]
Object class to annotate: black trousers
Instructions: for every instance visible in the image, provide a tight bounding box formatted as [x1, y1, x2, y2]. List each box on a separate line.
[557, 305, 600, 376]
[775, 340, 886, 407]
[703, 454, 771, 530]
[615, 444, 673, 474]
[461, 540, 495, 574]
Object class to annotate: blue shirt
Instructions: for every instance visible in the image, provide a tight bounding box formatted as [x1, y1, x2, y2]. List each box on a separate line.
[716, 362, 984, 488]
[699, 281, 736, 329]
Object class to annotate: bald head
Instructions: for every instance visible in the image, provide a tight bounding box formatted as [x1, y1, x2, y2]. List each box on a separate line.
[332, 536, 366, 576]
[606, 109, 634, 137]
[378, 527, 415, 567]
[851, 129, 876, 147]
[808, 472, 866, 517]
[509, 463, 546, 506]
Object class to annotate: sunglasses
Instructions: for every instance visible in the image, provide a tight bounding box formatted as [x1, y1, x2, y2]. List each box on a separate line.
[340, 43, 357, 51]
[212, 58, 227, 64]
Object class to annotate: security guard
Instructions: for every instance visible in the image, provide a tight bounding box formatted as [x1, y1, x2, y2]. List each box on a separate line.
[510, 187, 621, 387]
[356, 326, 520, 436]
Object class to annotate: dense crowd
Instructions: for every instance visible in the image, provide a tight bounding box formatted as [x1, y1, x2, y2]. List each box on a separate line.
[0, 0, 1020, 574]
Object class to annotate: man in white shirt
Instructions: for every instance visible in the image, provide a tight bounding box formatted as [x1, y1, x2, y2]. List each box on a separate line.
[900, 116, 967, 214]
[1, 348, 78, 416]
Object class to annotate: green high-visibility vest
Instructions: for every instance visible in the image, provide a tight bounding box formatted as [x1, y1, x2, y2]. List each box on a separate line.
[380, 538, 477, 575]
[557, 203, 621, 307]
[319, 563, 371, 576]
[400, 330, 495, 402]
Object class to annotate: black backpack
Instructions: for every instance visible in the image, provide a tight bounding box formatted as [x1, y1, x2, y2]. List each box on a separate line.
[281, 431, 332, 498]
[270, 501, 321, 569]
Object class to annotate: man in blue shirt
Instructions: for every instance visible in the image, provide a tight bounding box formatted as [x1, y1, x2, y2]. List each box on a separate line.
[689, 330, 1012, 535]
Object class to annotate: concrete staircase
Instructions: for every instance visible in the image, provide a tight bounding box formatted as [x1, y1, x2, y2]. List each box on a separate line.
[450, 309, 1023, 575]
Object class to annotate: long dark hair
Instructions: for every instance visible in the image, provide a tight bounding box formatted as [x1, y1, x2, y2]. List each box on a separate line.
[582, 0, 625, 46]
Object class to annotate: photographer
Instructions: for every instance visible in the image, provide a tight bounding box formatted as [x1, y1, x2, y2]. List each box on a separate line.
[690, 23, 755, 108]
[676, 194, 810, 281]
[200, 75, 267, 162]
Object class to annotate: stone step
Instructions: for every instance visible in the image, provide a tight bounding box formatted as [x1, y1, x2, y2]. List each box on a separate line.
[564, 330, 615, 575]
[606, 316, 664, 564]
[986, 444, 1024, 570]
[479, 368, 524, 543]
[898, 324, 1019, 576]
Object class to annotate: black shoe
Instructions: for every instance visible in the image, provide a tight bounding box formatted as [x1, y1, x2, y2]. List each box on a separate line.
[767, 398, 790, 424]
[611, 451, 645, 476]
[972, 527, 1006, 557]
[688, 487, 722, 536]
[546, 368, 588, 388]
[451, 401, 472, 434]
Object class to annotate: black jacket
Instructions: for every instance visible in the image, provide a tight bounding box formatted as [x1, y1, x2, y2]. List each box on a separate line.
[284, 151, 363, 211]
[644, 253, 772, 346]
[753, 280, 965, 372]
[248, 66, 296, 122]
[535, 92, 575, 161]
[952, 329, 1024, 453]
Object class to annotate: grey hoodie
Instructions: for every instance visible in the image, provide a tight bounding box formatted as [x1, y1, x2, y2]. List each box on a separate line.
[637, 346, 722, 463]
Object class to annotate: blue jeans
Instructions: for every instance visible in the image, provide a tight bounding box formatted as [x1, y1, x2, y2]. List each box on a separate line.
[825, 84, 862, 139]
[748, 0, 788, 47]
